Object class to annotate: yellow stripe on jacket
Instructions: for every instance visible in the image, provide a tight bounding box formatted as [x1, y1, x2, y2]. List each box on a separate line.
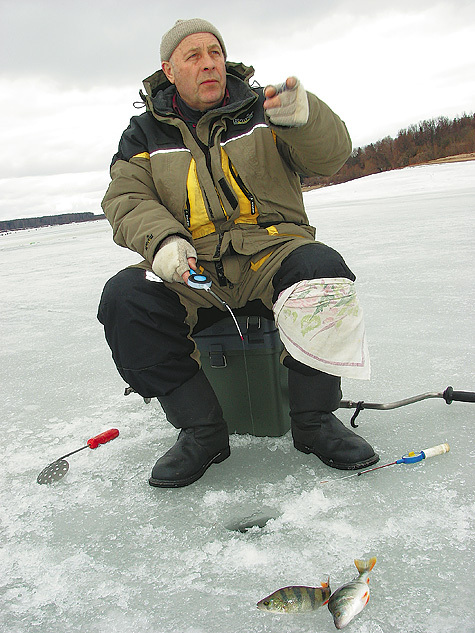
[186, 159, 217, 239]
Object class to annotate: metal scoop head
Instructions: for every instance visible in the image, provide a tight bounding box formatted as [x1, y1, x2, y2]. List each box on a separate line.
[37, 459, 70, 484]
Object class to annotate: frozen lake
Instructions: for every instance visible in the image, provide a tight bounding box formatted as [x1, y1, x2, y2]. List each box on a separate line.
[1, 161, 474, 632]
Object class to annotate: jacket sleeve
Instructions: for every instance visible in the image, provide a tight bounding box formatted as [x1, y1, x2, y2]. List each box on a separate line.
[267, 91, 352, 177]
[102, 118, 192, 263]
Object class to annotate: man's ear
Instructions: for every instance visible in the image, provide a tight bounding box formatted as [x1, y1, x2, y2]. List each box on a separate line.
[162, 61, 175, 84]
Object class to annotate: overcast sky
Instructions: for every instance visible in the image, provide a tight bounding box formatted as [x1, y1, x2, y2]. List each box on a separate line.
[1, 0, 474, 220]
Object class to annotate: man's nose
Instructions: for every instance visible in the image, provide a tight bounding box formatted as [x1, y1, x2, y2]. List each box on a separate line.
[201, 53, 216, 70]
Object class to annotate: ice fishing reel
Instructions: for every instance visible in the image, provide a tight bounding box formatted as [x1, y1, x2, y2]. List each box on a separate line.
[396, 443, 450, 464]
[186, 269, 212, 290]
[397, 452, 425, 464]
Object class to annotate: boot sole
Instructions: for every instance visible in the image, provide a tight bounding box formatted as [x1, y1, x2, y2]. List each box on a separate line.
[294, 441, 379, 471]
[148, 446, 230, 488]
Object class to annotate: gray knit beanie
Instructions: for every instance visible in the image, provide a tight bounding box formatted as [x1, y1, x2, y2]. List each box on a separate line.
[160, 18, 227, 62]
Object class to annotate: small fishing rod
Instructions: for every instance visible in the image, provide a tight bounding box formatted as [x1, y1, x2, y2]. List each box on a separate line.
[320, 442, 450, 484]
[187, 269, 244, 340]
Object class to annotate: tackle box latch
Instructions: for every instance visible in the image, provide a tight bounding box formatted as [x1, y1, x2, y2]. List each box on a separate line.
[246, 316, 264, 345]
[209, 343, 227, 368]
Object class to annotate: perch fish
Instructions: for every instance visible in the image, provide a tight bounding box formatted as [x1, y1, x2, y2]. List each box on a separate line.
[328, 557, 377, 629]
[257, 579, 330, 613]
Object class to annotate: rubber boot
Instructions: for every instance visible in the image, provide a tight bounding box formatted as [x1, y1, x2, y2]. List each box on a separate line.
[149, 370, 230, 488]
[289, 369, 379, 470]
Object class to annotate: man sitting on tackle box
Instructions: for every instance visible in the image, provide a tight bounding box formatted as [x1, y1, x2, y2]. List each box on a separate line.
[98, 18, 378, 487]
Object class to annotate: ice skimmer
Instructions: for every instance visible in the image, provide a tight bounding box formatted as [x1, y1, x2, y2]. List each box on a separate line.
[37, 428, 119, 484]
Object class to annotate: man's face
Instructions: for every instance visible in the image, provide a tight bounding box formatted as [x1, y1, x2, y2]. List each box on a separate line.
[162, 32, 226, 111]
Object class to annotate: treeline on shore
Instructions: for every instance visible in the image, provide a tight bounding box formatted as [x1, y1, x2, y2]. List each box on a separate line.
[302, 112, 475, 188]
[0, 212, 106, 233]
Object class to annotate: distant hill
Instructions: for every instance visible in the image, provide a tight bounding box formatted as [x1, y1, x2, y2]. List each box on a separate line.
[0, 212, 106, 233]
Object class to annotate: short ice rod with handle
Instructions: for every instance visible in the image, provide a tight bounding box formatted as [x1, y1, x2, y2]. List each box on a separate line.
[186, 269, 244, 340]
[320, 443, 450, 484]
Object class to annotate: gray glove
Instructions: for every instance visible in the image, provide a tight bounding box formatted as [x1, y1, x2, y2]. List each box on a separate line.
[152, 235, 197, 283]
[265, 77, 309, 127]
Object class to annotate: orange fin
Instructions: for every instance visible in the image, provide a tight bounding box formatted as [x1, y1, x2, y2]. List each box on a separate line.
[355, 556, 377, 574]
[320, 576, 330, 588]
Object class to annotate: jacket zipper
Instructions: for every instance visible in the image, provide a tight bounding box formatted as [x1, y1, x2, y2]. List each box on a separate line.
[228, 157, 256, 214]
[184, 197, 191, 227]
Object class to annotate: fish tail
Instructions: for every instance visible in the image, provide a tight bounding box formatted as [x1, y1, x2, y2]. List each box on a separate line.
[354, 556, 377, 574]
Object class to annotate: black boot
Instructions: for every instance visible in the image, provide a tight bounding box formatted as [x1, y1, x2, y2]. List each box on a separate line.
[149, 370, 230, 488]
[288, 368, 379, 470]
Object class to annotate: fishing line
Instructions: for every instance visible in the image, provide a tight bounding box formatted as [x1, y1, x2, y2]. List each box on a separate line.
[187, 270, 256, 434]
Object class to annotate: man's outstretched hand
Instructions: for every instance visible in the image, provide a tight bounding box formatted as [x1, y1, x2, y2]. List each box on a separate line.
[263, 76, 309, 127]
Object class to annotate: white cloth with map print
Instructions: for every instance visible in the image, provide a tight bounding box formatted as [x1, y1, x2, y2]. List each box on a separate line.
[273, 277, 370, 379]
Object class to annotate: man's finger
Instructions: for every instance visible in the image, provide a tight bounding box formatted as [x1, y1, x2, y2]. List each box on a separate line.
[286, 76, 297, 90]
[263, 94, 280, 110]
[182, 257, 197, 283]
[264, 84, 277, 99]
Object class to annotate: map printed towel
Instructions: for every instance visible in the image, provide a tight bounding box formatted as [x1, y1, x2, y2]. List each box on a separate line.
[273, 278, 370, 379]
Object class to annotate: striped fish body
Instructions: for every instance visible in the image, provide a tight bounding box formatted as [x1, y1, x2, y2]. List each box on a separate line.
[257, 582, 331, 613]
[328, 557, 377, 629]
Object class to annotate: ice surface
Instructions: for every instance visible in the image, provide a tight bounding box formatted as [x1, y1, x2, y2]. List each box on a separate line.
[1, 162, 474, 633]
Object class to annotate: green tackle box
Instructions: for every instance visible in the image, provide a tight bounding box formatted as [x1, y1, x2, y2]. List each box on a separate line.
[194, 316, 290, 437]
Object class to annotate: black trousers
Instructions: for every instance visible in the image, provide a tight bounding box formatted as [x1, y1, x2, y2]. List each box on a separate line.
[97, 242, 355, 398]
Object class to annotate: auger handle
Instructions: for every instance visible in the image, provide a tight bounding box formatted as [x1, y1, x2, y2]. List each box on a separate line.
[87, 428, 119, 449]
[422, 443, 450, 459]
[443, 387, 475, 404]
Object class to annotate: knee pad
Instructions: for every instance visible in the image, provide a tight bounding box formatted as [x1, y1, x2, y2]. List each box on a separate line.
[273, 277, 370, 380]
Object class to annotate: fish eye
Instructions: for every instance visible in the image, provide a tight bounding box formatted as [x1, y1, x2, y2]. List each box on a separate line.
[263, 601, 270, 606]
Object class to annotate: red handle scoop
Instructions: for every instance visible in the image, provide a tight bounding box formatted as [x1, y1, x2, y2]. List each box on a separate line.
[37, 428, 120, 484]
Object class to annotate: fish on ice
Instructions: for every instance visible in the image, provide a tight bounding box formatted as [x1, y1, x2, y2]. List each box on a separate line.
[328, 557, 377, 629]
[257, 578, 331, 613]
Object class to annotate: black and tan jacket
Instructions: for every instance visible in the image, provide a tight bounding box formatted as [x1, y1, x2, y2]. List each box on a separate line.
[102, 62, 352, 272]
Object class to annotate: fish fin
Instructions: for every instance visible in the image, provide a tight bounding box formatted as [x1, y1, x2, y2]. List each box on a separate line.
[323, 599, 329, 606]
[354, 556, 377, 574]
[363, 591, 370, 605]
[320, 576, 330, 588]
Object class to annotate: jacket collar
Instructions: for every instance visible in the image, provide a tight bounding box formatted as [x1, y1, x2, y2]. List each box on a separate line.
[143, 66, 259, 121]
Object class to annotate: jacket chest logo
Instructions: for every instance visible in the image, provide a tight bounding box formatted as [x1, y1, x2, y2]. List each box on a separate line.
[232, 112, 253, 125]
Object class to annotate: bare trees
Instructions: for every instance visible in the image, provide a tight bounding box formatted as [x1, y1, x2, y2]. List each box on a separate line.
[302, 113, 475, 188]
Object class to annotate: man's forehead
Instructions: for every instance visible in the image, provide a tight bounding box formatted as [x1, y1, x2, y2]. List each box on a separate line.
[176, 32, 221, 54]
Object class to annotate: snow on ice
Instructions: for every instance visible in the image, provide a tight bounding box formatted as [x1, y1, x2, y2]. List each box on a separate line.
[1, 161, 474, 633]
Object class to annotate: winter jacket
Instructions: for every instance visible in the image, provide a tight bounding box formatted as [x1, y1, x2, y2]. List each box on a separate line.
[102, 62, 352, 272]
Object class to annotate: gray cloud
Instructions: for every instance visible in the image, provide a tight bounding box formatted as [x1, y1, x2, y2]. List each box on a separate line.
[3, 0, 472, 87]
